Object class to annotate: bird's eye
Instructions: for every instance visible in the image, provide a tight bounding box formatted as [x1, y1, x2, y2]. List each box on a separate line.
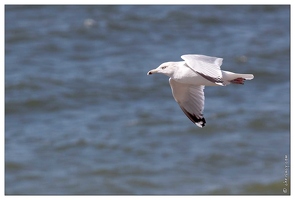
[161, 66, 167, 69]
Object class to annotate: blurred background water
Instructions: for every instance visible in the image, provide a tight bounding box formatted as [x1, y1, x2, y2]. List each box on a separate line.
[5, 5, 290, 195]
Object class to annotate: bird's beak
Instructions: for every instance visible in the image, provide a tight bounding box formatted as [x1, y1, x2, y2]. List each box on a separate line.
[147, 69, 158, 75]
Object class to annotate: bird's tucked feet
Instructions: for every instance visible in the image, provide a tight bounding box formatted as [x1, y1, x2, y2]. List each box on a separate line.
[230, 77, 246, 85]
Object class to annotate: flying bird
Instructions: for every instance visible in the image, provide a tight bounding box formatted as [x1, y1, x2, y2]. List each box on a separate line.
[147, 54, 254, 127]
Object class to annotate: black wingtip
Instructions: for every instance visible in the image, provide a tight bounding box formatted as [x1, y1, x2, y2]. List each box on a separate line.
[180, 107, 206, 128]
[195, 117, 206, 128]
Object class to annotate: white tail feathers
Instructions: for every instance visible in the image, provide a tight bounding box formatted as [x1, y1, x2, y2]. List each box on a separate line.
[221, 71, 254, 85]
[238, 73, 254, 80]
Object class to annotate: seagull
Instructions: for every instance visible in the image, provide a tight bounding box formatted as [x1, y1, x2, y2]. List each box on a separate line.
[147, 54, 254, 128]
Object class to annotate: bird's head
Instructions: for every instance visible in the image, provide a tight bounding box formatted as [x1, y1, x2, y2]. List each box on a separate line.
[147, 62, 176, 77]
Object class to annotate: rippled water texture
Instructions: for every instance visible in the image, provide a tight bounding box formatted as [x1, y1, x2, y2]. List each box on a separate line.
[5, 5, 290, 195]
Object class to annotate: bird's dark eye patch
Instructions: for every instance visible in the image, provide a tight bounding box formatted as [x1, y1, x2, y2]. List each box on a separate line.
[161, 66, 167, 69]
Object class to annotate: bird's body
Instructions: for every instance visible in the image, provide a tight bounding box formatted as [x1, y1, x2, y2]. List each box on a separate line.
[147, 54, 254, 128]
[161, 61, 219, 86]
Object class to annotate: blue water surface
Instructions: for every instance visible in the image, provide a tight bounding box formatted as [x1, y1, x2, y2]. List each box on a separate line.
[5, 5, 290, 195]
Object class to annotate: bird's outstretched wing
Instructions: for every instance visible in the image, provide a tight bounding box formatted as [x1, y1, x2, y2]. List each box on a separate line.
[181, 54, 224, 86]
[169, 78, 206, 127]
